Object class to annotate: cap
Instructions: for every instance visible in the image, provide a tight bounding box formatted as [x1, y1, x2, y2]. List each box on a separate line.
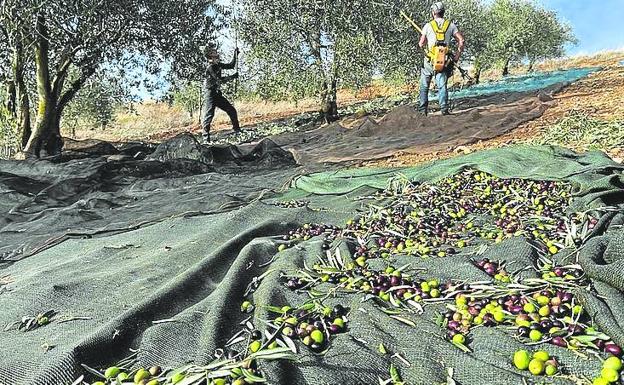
[431, 2, 445, 13]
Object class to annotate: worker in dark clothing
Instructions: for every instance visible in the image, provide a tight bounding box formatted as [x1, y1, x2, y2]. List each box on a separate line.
[201, 46, 240, 144]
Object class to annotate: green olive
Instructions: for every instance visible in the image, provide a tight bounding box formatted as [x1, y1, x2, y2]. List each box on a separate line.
[513, 350, 530, 370]
[529, 330, 543, 342]
[452, 334, 465, 345]
[533, 350, 550, 362]
[528, 359, 545, 375]
[134, 368, 150, 384]
[104, 366, 121, 379]
[601, 367, 619, 382]
[249, 340, 262, 353]
[604, 356, 623, 371]
[310, 329, 324, 344]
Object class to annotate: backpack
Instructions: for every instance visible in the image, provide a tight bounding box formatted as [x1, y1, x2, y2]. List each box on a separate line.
[428, 19, 451, 73]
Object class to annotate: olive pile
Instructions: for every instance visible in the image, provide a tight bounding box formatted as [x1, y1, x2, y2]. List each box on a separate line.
[81, 169, 608, 384]
[442, 285, 622, 357]
[270, 303, 348, 353]
[343, 170, 580, 263]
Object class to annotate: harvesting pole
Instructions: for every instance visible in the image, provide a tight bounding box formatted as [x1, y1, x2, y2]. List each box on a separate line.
[233, 1, 240, 95]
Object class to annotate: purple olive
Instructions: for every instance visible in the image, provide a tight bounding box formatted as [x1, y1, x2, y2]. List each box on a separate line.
[540, 319, 553, 330]
[510, 305, 523, 314]
[605, 343, 623, 357]
[551, 336, 567, 347]
[332, 305, 346, 317]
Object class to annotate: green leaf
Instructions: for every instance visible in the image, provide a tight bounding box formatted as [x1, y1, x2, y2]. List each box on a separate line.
[390, 364, 402, 382]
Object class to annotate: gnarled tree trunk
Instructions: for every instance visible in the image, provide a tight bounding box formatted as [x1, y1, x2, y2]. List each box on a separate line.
[502, 57, 511, 76]
[321, 71, 338, 124]
[21, 14, 95, 158]
[22, 14, 60, 157]
[9, 42, 32, 149]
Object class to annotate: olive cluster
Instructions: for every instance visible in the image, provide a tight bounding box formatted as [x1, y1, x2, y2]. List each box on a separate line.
[272, 304, 348, 353]
[344, 170, 578, 262]
[443, 288, 622, 357]
[594, 356, 623, 385]
[277, 223, 341, 252]
[273, 200, 308, 209]
[285, 264, 445, 308]
[91, 366, 173, 385]
[473, 258, 511, 282]
[513, 349, 559, 376]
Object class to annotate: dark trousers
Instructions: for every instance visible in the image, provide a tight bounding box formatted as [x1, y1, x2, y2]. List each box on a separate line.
[201, 90, 240, 141]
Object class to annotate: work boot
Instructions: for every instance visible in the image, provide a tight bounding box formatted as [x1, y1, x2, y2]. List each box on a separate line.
[417, 109, 428, 117]
[441, 109, 451, 116]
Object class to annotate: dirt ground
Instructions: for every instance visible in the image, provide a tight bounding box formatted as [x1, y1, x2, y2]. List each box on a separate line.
[362, 52, 624, 168]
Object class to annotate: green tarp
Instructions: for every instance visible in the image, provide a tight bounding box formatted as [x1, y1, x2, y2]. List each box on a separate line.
[2, 145, 624, 385]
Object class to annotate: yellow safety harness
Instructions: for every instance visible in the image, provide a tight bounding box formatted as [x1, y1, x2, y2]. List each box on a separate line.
[428, 19, 452, 73]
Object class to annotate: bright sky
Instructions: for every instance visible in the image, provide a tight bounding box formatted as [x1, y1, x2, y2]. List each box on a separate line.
[538, 0, 624, 55]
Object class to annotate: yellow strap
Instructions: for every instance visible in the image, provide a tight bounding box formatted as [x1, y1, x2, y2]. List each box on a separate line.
[430, 19, 450, 42]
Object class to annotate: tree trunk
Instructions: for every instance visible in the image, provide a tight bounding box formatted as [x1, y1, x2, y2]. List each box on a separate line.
[321, 50, 339, 124]
[10, 42, 32, 149]
[502, 57, 511, 77]
[528, 59, 535, 72]
[5, 81, 16, 116]
[22, 14, 57, 157]
[17, 82, 31, 149]
[322, 76, 338, 124]
[473, 62, 482, 85]
[21, 14, 94, 157]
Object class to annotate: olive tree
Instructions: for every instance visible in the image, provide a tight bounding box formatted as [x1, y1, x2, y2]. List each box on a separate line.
[523, 6, 576, 71]
[238, 0, 428, 122]
[63, 72, 131, 133]
[0, 0, 222, 158]
[488, 0, 575, 76]
[444, 0, 492, 83]
[171, 81, 203, 120]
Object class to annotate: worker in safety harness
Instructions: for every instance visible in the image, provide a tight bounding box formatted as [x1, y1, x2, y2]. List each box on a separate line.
[201, 44, 240, 144]
[418, 2, 465, 116]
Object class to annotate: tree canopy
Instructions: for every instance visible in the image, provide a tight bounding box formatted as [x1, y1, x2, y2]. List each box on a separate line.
[0, 0, 222, 157]
[236, 0, 575, 115]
